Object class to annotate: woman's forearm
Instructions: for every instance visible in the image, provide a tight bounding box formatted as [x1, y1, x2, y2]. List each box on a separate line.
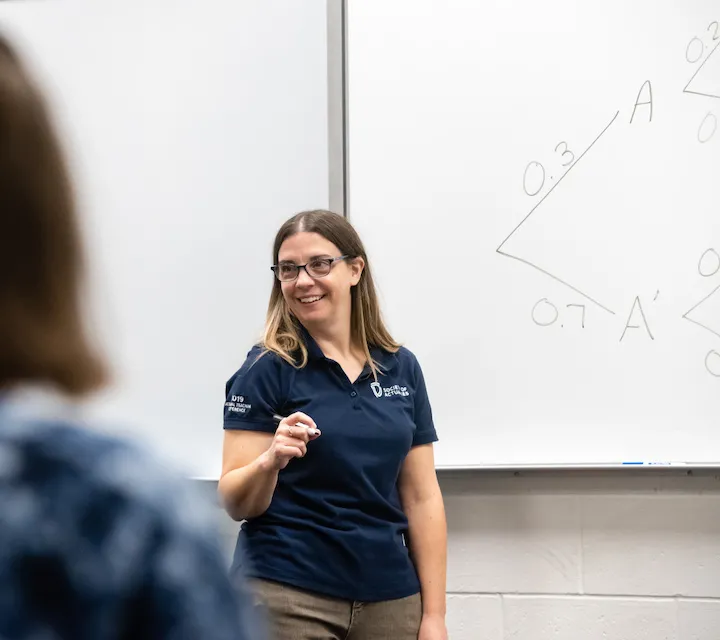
[218, 452, 279, 520]
[405, 491, 448, 616]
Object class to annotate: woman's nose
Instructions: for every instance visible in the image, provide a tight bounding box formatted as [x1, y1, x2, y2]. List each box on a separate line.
[295, 266, 314, 286]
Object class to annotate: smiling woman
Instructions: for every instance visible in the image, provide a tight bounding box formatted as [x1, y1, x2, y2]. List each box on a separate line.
[218, 210, 449, 640]
[263, 210, 398, 380]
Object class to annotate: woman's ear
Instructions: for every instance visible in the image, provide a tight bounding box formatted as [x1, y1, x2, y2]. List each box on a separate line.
[349, 256, 365, 286]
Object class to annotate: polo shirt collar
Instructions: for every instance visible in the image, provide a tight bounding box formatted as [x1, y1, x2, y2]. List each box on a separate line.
[299, 324, 325, 362]
[298, 324, 399, 375]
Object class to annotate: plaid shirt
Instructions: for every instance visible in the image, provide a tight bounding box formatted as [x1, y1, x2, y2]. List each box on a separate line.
[0, 396, 262, 640]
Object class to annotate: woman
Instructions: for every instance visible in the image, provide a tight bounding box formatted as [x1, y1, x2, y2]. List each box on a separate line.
[219, 210, 448, 640]
[0, 32, 260, 639]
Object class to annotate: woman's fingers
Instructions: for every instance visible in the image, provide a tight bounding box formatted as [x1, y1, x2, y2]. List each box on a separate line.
[285, 423, 311, 442]
[272, 412, 319, 466]
[283, 412, 320, 436]
[278, 441, 307, 458]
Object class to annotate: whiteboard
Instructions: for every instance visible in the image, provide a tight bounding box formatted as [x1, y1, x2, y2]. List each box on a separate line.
[347, 0, 720, 467]
[0, 0, 329, 478]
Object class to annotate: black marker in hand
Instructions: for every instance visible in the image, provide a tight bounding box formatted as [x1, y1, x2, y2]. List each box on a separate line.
[272, 414, 321, 437]
[262, 413, 321, 471]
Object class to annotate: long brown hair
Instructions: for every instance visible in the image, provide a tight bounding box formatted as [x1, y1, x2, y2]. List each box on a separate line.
[262, 210, 399, 379]
[0, 34, 106, 396]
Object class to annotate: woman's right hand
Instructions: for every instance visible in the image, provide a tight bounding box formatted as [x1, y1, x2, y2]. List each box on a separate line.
[261, 412, 321, 471]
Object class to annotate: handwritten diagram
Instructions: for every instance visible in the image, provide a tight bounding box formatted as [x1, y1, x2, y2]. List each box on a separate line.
[497, 111, 620, 316]
[498, 19, 720, 377]
[684, 25, 720, 100]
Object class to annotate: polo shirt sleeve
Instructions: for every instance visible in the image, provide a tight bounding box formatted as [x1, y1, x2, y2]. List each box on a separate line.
[411, 354, 439, 447]
[223, 346, 286, 434]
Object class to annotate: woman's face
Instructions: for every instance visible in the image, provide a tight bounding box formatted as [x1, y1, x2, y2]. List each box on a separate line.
[277, 232, 363, 329]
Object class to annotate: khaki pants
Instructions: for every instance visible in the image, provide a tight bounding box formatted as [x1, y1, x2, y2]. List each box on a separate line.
[250, 578, 422, 640]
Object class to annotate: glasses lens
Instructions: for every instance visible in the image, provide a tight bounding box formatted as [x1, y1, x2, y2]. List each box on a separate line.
[277, 264, 298, 281]
[306, 259, 332, 278]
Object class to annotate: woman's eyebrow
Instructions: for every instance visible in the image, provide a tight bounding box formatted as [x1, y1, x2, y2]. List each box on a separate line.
[278, 254, 332, 264]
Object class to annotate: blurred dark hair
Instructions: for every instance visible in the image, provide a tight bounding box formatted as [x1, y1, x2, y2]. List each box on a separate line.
[0, 33, 106, 395]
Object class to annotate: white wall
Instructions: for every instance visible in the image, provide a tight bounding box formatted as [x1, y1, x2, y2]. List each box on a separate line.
[214, 472, 720, 639]
[0, 0, 331, 479]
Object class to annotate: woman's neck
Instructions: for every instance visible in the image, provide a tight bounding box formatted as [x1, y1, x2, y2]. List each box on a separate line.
[306, 321, 360, 362]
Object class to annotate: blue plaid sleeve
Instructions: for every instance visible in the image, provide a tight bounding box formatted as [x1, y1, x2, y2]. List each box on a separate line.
[0, 416, 264, 640]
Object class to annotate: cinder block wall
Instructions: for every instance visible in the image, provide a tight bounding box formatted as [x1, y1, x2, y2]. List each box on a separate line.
[213, 470, 720, 639]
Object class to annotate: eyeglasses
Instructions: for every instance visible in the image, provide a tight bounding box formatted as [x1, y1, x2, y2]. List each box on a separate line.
[271, 255, 350, 282]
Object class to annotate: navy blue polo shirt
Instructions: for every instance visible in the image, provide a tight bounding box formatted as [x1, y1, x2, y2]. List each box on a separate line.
[223, 330, 438, 602]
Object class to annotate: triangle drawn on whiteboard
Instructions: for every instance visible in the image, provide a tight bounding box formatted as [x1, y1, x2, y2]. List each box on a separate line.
[496, 111, 620, 316]
[683, 282, 720, 339]
[684, 40, 720, 100]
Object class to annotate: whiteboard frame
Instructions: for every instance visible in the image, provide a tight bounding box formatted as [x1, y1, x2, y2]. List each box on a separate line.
[434, 464, 720, 471]
[327, 0, 348, 215]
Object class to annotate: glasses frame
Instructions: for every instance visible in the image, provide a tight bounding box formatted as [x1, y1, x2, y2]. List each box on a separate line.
[270, 255, 350, 282]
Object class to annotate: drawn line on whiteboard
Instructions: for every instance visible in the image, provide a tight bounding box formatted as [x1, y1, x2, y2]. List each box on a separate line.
[684, 39, 720, 99]
[682, 282, 720, 339]
[497, 111, 620, 315]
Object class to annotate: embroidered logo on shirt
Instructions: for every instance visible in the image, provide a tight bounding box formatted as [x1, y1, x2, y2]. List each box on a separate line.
[370, 382, 410, 398]
[225, 395, 252, 414]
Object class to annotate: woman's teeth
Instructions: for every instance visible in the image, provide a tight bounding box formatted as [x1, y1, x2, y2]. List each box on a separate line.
[300, 295, 324, 304]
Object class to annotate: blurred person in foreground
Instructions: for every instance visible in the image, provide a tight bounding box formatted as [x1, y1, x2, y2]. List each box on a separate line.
[0, 32, 262, 640]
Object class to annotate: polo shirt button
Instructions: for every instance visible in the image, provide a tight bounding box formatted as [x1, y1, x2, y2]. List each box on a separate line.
[350, 391, 357, 397]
